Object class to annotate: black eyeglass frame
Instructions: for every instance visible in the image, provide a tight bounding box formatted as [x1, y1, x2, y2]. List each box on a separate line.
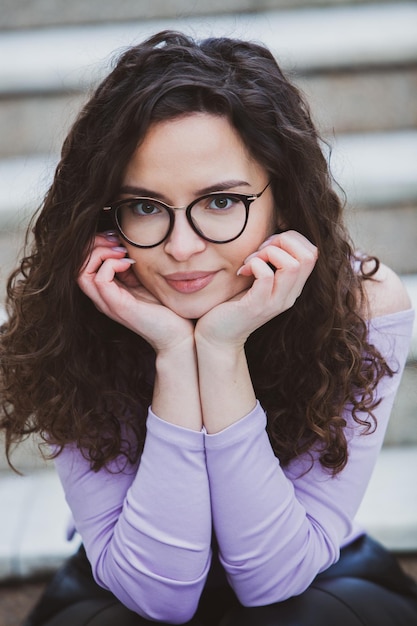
[103, 181, 271, 248]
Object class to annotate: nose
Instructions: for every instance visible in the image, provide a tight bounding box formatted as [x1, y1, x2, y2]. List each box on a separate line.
[163, 210, 206, 261]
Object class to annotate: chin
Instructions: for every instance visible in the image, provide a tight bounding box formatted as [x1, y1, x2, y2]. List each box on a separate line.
[173, 305, 213, 320]
[166, 298, 220, 320]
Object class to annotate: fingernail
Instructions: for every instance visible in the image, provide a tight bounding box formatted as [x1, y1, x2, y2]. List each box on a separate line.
[103, 231, 119, 242]
[112, 246, 128, 252]
[120, 258, 136, 264]
[236, 265, 244, 276]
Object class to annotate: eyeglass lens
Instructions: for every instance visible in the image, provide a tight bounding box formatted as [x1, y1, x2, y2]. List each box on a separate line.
[116, 194, 248, 246]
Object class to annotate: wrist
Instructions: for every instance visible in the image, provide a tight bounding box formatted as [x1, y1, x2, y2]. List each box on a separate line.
[194, 328, 246, 356]
[155, 333, 196, 359]
[153, 337, 202, 431]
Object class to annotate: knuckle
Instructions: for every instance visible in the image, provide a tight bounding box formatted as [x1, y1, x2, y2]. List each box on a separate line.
[303, 249, 318, 265]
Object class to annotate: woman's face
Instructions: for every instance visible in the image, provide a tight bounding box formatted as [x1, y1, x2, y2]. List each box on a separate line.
[120, 113, 276, 319]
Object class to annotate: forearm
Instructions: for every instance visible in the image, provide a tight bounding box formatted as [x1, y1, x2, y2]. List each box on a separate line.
[195, 336, 256, 433]
[153, 336, 202, 431]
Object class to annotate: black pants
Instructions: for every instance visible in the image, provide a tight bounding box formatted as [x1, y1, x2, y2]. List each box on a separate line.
[24, 535, 417, 626]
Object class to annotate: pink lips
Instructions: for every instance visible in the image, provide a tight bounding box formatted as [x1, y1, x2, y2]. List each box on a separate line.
[164, 271, 217, 294]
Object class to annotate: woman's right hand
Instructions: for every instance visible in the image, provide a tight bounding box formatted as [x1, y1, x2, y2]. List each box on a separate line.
[78, 233, 195, 352]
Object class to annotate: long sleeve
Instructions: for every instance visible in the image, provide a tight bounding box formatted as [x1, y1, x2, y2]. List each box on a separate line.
[54, 409, 212, 624]
[204, 308, 414, 606]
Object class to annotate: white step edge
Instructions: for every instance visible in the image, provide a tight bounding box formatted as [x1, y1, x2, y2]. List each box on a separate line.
[0, 3, 416, 94]
[1, 130, 416, 230]
[0, 444, 415, 582]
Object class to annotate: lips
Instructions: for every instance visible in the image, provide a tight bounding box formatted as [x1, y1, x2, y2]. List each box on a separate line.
[163, 271, 218, 294]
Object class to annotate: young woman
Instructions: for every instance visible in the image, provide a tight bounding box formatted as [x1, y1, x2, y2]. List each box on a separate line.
[1, 30, 416, 626]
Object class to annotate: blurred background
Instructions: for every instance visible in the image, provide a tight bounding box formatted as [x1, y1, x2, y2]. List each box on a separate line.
[0, 0, 416, 622]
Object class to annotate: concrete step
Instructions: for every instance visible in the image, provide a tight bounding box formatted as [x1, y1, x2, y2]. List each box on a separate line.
[0, 93, 86, 160]
[0, 0, 399, 31]
[296, 66, 417, 136]
[346, 203, 417, 276]
[0, 3, 416, 95]
[0, 444, 415, 582]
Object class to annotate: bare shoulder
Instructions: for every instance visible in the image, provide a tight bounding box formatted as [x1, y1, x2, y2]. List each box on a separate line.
[362, 262, 412, 319]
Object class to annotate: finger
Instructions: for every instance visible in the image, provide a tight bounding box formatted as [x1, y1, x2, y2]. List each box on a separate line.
[259, 230, 318, 258]
[80, 232, 123, 270]
[238, 242, 315, 315]
[240, 234, 317, 285]
[78, 250, 134, 311]
[92, 257, 136, 289]
[80, 244, 128, 278]
[237, 245, 299, 278]
[260, 234, 317, 266]
[245, 256, 276, 279]
[244, 256, 303, 315]
[88, 259, 136, 316]
[265, 243, 315, 302]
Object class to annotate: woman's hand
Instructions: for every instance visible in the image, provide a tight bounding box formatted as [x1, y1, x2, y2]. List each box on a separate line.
[77, 233, 194, 352]
[196, 231, 318, 348]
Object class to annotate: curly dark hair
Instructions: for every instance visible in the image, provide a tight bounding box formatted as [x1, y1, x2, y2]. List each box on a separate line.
[0, 30, 391, 473]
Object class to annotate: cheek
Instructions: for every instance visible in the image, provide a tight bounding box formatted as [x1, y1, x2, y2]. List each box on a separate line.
[266, 206, 279, 236]
[129, 255, 155, 286]
[231, 218, 276, 262]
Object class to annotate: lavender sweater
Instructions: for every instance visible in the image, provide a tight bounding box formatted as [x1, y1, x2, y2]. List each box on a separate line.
[54, 309, 414, 624]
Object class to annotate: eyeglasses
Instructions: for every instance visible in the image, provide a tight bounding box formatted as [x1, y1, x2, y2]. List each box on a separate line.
[103, 182, 271, 248]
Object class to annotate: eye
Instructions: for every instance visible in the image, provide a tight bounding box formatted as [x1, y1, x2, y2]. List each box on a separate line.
[128, 199, 162, 216]
[207, 195, 236, 211]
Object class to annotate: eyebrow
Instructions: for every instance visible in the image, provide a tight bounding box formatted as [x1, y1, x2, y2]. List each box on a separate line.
[118, 180, 252, 202]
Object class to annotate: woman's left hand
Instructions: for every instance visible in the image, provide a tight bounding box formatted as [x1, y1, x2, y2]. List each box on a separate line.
[195, 230, 318, 347]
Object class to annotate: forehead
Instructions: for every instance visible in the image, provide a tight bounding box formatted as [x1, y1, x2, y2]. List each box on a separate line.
[123, 113, 265, 196]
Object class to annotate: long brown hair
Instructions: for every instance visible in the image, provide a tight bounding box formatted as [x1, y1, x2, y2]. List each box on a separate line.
[0, 31, 391, 473]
